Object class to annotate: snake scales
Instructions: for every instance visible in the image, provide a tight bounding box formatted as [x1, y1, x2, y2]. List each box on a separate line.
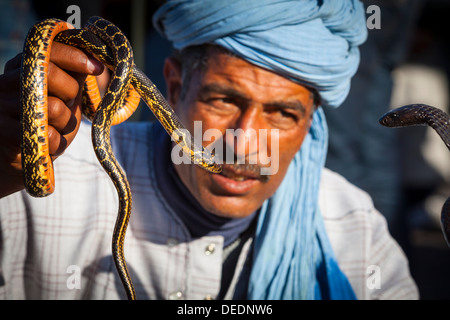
[20, 16, 221, 300]
[379, 104, 450, 247]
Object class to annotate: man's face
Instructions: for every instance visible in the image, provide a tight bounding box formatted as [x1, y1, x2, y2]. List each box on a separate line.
[164, 47, 315, 218]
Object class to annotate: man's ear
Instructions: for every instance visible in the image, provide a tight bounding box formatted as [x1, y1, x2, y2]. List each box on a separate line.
[163, 56, 183, 109]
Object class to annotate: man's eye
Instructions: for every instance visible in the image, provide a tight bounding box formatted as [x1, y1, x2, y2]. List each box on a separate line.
[199, 96, 240, 115]
[212, 97, 235, 105]
[205, 97, 238, 108]
[269, 108, 298, 120]
[265, 108, 300, 129]
[279, 109, 297, 119]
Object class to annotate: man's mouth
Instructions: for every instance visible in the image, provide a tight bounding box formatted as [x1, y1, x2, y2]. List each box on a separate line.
[206, 162, 271, 195]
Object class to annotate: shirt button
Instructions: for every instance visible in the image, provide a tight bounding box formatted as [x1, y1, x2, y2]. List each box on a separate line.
[204, 243, 216, 255]
[168, 291, 183, 300]
[167, 238, 178, 247]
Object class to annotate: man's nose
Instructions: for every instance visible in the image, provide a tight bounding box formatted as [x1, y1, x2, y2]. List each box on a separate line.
[225, 106, 261, 161]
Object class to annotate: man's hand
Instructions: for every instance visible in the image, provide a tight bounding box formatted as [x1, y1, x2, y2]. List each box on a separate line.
[0, 42, 104, 198]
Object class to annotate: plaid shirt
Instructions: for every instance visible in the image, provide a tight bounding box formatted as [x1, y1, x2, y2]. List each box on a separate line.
[0, 121, 418, 300]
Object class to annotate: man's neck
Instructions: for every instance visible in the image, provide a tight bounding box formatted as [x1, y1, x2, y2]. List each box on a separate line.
[152, 124, 257, 246]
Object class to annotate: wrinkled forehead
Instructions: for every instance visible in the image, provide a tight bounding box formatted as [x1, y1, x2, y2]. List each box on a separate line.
[177, 44, 321, 107]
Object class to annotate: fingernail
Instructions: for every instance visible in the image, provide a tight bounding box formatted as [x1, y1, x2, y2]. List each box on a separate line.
[87, 57, 103, 74]
[67, 98, 75, 108]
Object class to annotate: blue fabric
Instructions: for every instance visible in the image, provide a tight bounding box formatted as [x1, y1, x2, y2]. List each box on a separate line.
[248, 108, 355, 299]
[153, 0, 366, 299]
[153, 0, 367, 108]
[314, 209, 357, 300]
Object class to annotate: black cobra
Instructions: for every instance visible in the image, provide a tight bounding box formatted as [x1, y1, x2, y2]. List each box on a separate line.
[379, 104, 450, 247]
[21, 16, 222, 300]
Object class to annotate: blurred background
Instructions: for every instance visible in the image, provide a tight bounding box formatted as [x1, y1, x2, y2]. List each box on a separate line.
[0, 0, 448, 299]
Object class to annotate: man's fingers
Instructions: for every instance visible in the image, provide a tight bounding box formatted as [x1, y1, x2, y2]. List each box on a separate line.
[47, 125, 68, 158]
[0, 41, 100, 174]
[47, 96, 80, 135]
[0, 40, 103, 198]
[50, 42, 104, 76]
[47, 82, 83, 157]
[47, 62, 81, 103]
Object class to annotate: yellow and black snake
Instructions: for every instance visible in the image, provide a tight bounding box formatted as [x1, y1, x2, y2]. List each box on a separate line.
[20, 16, 222, 300]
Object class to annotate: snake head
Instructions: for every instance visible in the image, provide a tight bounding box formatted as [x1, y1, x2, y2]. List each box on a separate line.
[379, 104, 429, 128]
[379, 110, 403, 127]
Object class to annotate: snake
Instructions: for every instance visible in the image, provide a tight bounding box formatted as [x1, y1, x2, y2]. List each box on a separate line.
[20, 16, 222, 300]
[379, 104, 450, 247]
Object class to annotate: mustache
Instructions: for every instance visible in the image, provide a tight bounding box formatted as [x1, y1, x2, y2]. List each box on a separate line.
[220, 162, 271, 183]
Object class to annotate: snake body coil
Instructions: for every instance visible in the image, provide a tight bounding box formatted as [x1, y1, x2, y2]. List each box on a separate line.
[20, 17, 221, 300]
[379, 104, 450, 246]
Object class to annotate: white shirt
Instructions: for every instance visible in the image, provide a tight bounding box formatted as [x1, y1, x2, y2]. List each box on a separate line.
[0, 121, 418, 299]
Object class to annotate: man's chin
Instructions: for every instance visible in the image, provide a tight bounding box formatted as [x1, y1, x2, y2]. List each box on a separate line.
[198, 195, 260, 219]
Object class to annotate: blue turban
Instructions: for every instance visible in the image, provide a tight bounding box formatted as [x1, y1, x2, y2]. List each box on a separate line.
[153, 0, 367, 108]
[153, 0, 366, 299]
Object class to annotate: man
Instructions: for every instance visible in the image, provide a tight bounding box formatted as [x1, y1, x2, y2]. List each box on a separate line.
[0, 0, 418, 299]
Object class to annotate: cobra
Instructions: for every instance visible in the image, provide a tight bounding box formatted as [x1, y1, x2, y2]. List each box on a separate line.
[379, 104, 450, 247]
[20, 16, 222, 300]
